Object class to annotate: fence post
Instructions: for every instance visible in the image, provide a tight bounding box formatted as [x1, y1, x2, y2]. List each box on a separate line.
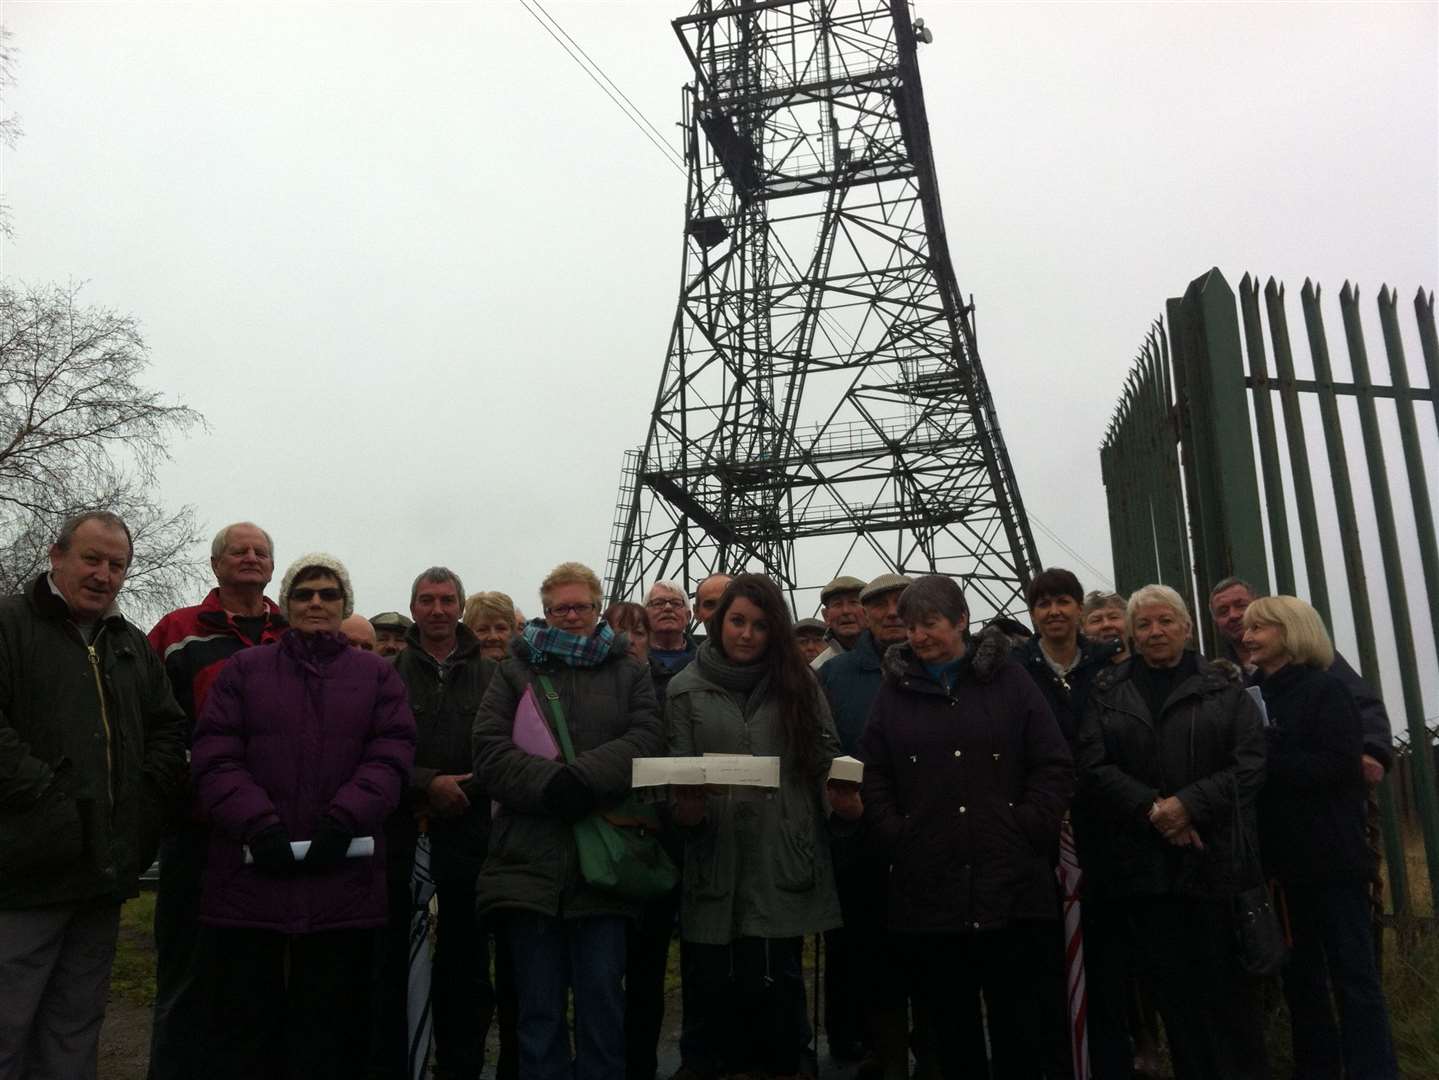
[1240, 273, 1296, 595]
[1264, 279, 1332, 625]
[1372, 285, 1439, 908]
[1173, 269, 1270, 638]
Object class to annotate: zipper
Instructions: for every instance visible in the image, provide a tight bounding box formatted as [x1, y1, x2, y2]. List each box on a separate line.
[86, 636, 115, 807]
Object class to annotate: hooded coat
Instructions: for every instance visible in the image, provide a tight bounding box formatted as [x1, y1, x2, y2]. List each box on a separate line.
[192, 630, 416, 933]
[666, 642, 844, 944]
[857, 626, 1074, 934]
[1074, 652, 1265, 901]
[473, 632, 663, 920]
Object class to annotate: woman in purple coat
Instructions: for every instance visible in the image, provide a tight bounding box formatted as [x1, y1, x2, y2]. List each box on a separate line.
[192, 553, 415, 1080]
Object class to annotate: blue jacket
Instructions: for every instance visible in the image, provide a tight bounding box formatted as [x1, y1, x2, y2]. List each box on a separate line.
[816, 630, 887, 756]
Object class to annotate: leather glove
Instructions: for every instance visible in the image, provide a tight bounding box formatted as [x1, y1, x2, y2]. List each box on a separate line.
[542, 766, 595, 823]
[304, 816, 352, 871]
[249, 825, 296, 877]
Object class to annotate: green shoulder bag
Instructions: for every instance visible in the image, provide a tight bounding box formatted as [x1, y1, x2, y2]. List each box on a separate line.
[535, 674, 678, 899]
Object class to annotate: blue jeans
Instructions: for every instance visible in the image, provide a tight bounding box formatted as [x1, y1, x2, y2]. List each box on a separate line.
[1282, 882, 1398, 1079]
[506, 912, 627, 1080]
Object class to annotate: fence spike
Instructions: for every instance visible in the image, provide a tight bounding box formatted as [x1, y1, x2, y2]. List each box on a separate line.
[1417, 286, 1435, 312]
[1302, 278, 1320, 303]
[1340, 280, 1358, 305]
[1265, 276, 1284, 302]
[1377, 284, 1395, 311]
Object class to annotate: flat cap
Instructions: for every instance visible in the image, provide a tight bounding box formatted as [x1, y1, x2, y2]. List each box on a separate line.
[860, 573, 913, 603]
[369, 611, 414, 630]
[794, 617, 827, 635]
[820, 575, 867, 604]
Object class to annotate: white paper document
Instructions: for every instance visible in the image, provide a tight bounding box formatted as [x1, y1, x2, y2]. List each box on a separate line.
[631, 755, 781, 788]
[242, 835, 376, 864]
[827, 755, 864, 784]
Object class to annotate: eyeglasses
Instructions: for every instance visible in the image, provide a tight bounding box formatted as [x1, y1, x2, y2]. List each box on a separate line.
[545, 603, 596, 618]
[291, 587, 344, 603]
[646, 598, 686, 610]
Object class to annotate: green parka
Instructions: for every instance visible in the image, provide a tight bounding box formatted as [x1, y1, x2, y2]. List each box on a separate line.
[666, 643, 844, 945]
[473, 632, 662, 920]
[0, 575, 186, 908]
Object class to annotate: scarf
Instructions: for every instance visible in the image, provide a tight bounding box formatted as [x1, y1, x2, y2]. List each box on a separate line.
[694, 639, 771, 717]
[520, 619, 616, 669]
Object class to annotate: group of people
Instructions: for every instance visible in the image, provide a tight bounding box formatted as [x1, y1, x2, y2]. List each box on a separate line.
[0, 510, 1402, 1080]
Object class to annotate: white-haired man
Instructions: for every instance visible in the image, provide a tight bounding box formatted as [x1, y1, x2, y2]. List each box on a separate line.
[144, 521, 285, 1080]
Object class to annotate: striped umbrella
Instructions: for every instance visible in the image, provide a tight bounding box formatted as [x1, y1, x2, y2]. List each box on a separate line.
[1057, 820, 1089, 1080]
[408, 829, 437, 1080]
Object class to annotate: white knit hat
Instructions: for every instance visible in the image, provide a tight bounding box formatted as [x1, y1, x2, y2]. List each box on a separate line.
[279, 552, 355, 619]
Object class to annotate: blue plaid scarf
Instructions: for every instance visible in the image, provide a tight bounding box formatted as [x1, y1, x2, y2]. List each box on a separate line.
[519, 619, 617, 668]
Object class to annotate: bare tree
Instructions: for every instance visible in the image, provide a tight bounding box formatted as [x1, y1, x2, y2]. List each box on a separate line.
[0, 27, 19, 239]
[0, 280, 206, 621]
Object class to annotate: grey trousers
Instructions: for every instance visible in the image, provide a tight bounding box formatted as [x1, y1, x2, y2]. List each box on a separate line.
[0, 901, 121, 1080]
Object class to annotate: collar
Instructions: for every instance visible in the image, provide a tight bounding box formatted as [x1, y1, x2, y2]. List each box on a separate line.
[37, 573, 123, 624]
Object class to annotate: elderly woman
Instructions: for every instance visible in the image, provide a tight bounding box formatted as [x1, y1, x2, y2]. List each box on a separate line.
[858, 575, 1073, 1079]
[192, 553, 415, 1080]
[464, 590, 521, 662]
[668, 574, 857, 1079]
[1243, 596, 1397, 1078]
[1076, 584, 1267, 1080]
[473, 561, 662, 1080]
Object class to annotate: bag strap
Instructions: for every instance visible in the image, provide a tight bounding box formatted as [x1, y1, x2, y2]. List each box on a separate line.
[535, 674, 578, 766]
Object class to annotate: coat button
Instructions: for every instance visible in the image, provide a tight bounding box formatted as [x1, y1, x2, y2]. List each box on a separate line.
[972, 921, 980, 929]
[993, 753, 1000, 761]
[953, 750, 961, 758]
[958, 806, 967, 814]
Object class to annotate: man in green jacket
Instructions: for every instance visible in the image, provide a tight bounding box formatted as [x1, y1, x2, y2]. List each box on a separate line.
[0, 511, 186, 1080]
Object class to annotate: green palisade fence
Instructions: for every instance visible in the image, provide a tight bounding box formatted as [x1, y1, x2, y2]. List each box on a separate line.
[1101, 268, 1439, 935]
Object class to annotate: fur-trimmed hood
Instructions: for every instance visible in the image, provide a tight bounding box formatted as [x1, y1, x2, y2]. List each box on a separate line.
[879, 624, 1014, 691]
[1090, 649, 1244, 698]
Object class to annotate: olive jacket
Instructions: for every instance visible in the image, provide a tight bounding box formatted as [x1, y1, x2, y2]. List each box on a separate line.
[473, 633, 663, 920]
[666, 642, 844, 944]
[0, 574, 186, 908]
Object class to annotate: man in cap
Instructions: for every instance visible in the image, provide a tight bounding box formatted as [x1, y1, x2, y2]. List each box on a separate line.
[810, 575, 868, 669]
[815, 572, 911, 1071]
[374, 568, 497, 1080]
[1, 511, 186, 1080]
[794, 617, 828, 664]
[145, 521, 287, 1080]
[371, 611, 413, 658]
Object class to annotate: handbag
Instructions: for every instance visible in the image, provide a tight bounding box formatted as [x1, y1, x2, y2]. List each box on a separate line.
[1230, 777, 1289, 976]
[535, 675, 678, 899]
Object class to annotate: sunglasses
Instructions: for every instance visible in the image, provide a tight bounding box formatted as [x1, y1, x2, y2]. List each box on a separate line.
[290, 587, 344, 603]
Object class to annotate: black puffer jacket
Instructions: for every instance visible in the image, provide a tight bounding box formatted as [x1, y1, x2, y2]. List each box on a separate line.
[1254, 662, 1370, 885]
[1075, 652, 1265, 901]
[390, 622, 498, 884]
[473, 632, 662, 919]
[0, 575, 186, 907]
[1011, 634, 1120, 743]
[857, 626, 1074, 933]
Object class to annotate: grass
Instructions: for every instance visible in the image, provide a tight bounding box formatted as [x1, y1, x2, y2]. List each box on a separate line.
[112, 891, 157, 1007]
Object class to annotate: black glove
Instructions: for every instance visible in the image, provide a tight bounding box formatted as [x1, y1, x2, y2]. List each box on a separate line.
[304, 816, 352, 871]
[249, 825, 296, 877]
[542, 766, 595, 823]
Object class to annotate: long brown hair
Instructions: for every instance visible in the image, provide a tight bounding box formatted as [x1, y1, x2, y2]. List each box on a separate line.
[706, 573, 822, 775]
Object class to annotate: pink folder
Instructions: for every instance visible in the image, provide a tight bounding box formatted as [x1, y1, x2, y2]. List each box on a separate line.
[494, 686, 561, 820]
[512, 684, 560, 760]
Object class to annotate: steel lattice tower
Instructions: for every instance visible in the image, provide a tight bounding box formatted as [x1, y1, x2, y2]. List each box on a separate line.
[605, 0, 1040, 618]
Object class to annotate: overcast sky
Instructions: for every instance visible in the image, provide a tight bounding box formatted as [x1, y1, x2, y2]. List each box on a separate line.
[2, 1, 1436, 711]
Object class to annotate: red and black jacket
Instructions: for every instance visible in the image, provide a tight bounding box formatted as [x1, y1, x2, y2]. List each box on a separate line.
[148, 588, 287, 741]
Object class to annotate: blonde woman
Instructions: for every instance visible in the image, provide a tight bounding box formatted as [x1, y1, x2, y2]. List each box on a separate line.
[1243, 596, 1397, 1079]
[464, 591, 520, 662]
